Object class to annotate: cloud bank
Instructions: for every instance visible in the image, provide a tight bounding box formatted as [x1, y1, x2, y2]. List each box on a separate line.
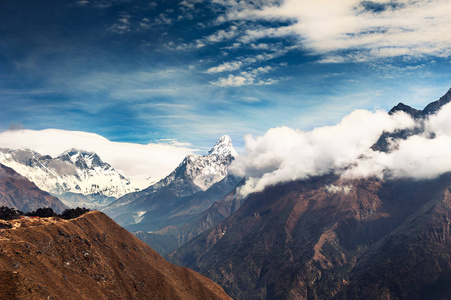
[212, 0, 451, 61]
[231, 101, 451, 196]
[0, 129, 196, 183]
[345, 101, 451, 179]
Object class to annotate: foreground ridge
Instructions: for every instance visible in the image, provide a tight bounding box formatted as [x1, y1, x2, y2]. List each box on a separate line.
[0, 211, 231, 300]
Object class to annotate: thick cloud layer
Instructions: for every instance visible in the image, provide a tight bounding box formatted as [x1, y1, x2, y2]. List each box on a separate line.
[0, 129, 195, 184]
[345, 102, 451, 179]
[230, 109, 415, 196]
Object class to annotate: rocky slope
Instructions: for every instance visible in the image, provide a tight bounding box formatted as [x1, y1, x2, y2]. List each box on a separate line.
[0, 211, 231, 300]
[0, 148, 149, 208]
[170, 89, 451, 299]
[338, 186, 451, 299]
[0, 163, 66, 213]
[104, 135, 239, 230]
[135, 177, 245, 257]
[170, 174, 451, 299]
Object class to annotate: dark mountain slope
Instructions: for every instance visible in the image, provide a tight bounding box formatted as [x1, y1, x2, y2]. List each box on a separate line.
[170, 174, 451, 299]
[0, 211, 231, 300]
[0, 163, 67, 213]
[124, 174, 242, 233]
[135, 179, 245, 257]
[338, 180, 451, 299]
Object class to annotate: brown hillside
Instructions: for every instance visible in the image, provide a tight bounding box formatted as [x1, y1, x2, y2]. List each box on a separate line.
[0, 163, 67, 213]
[0, 211, 231, 300]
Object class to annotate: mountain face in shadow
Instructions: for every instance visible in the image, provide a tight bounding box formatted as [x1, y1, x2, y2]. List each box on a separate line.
[135, 177, 245, 257]
[0, 163, 67, 213]
[104, 135, 239, 231]
[0, 211, 231, 300]
[170, 174, 451, 299]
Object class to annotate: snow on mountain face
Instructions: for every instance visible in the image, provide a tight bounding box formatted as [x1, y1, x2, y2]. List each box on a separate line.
[153, 135, 237, 192]
[0, 148, 146, 201]
[181, 135, 237, 191]
[208, 135, 238, 157]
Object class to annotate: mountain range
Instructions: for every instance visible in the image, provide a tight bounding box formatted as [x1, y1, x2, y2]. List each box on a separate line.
[2, 88, 451, 299]
[103, 135, 238, 227]
[0, 148, 151, 208]
[168, 88, 451, 299]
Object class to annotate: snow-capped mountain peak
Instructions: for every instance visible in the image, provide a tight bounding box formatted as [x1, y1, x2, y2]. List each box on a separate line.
[208, 135, 238, 157]
[0, 148, 150, 208]
[152, 135, 238, 194]
[58, 148, 112, 171]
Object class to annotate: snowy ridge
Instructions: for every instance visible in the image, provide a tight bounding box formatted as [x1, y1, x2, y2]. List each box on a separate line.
[102, 135, 239, 227]
[154, 135, 237, 192]
[0, 148, 150, 201]
[208, 135, 238, 157]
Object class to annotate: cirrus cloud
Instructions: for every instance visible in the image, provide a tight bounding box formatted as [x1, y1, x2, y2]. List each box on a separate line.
[213, 0, 451, 61]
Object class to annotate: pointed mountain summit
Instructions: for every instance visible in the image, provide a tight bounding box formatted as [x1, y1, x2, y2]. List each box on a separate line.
[59, 148, 107, 170]
[389, 88, 451, 118]
[422, 87, 451, 115]
[152, 135, 237, 194]
[103, 135, 240, 230]
[388, 102, 421, 118]
[208, 135, 238, 157]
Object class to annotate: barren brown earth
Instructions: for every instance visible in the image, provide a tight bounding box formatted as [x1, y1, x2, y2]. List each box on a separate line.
[0, 211, 231, 300]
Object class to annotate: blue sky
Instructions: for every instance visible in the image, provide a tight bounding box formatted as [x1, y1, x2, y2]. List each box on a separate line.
[1, 0, 450, 152]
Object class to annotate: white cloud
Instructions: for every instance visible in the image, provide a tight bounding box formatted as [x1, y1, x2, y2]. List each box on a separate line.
[76, 0, 90, 6]
[155, 13, 173, 25]
[206, 26, 239, 43]
[325, 184, 352, 194]
[211, 66, 277, 87]
[214, 0, 451, 61]
[180, 0, 202, 10]
[232, 91, 451, 197]
[212, 74, 248, 87]
[344, 134, 451, 179]
[207, 62, 243, 73]
[205, 45, 297, 75]
[345, 100, 451, 179]
[107, 12, 132, 34]
[0, 129, 196, 182]
[230, 109, 416, 196]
